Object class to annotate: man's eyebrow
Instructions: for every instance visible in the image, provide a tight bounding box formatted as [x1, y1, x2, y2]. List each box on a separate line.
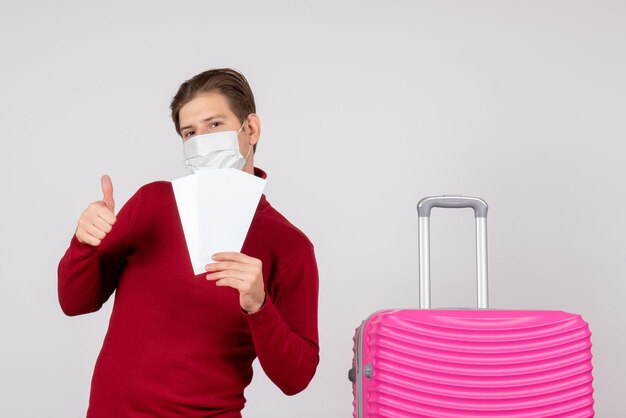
[180, 114, 227, 133]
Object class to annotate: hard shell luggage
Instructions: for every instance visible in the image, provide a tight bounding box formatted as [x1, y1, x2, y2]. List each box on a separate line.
[350, 196, 595, 417]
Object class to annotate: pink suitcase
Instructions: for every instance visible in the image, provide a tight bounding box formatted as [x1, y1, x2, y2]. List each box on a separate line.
[350, 196, 594, 417]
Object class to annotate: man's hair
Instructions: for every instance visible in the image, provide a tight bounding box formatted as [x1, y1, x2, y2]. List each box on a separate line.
[170, 68, 257, 150]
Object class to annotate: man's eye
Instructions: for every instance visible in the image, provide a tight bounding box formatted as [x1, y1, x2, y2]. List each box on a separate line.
[209, 121, 223, 129]
[184, 131, 195, 138]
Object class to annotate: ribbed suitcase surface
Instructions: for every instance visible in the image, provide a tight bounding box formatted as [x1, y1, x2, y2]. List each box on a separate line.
[354, 309, 594, 417]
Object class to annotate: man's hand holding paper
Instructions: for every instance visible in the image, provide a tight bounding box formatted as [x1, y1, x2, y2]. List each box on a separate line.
[205, 252, 266, 314]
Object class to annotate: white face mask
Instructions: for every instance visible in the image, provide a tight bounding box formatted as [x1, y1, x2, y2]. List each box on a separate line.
[182, 122, 251, 173]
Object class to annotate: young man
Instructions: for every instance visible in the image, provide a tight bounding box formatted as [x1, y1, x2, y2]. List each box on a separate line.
[58, 68, 319, 417]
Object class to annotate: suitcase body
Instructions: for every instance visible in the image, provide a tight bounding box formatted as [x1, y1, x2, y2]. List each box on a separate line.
[351, 196, 594, 417]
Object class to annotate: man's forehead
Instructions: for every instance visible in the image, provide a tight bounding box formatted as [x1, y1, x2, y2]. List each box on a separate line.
[179, 93, 235, 122]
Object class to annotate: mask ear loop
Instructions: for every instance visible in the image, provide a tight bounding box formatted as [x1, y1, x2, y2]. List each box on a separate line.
[237, 119, 253, 162]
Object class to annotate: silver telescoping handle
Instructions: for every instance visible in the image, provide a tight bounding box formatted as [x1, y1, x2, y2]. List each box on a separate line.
[417, 196, 489, 309]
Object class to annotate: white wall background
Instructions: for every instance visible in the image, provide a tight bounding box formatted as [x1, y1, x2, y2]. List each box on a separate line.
[1, 0, 624, 416]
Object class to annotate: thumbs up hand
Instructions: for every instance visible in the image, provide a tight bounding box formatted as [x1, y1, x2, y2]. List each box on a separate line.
[75, 175, 118, 246]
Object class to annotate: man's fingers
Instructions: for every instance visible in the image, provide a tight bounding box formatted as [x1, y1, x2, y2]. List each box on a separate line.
[75, 201, 116, 247]
[205, 261, 255, 273]
[205, 256, 266, 314]
[79, 219, 107, 240]
[90, 214, 114, 234]
[206, 270, 246, 282]
[74, 181, 116, 248]
[75, 229, 102, 246]
[214, 278, 251, 292]
[84, 235, 102, 246]
[211, 252, 258, 264]
[101, 175, 115, 212]
[94, 203, 117, 225]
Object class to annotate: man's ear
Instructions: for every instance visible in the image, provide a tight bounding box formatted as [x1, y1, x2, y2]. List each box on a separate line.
[244, 114, 261, 147]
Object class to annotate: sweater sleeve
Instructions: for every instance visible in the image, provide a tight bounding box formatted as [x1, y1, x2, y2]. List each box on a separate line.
[57, 188, 140, 316]
[245, 244, 320, 395]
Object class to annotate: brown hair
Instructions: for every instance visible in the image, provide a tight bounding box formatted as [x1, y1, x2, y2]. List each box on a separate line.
[170, 68, 257, 150]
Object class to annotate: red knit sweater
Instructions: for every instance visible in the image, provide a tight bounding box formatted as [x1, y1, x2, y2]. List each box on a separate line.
[58, 168, 319, 417]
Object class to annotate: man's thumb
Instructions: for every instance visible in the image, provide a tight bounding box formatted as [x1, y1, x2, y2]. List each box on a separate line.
[101, 175, 115, 212]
